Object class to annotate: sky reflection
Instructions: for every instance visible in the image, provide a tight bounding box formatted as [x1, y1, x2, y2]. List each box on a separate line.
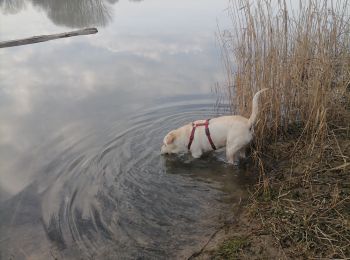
[0, 0, 230, 200]
[0, 1, 235, 258]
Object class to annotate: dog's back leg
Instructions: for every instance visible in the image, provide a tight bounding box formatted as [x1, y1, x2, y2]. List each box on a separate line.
[238, 147, 246, 159]
[226, 128, 252, 165]
[226, 144, 242, 165]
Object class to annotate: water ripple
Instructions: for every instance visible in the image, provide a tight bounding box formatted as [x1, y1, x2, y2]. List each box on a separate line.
[0, 99, 253, 259]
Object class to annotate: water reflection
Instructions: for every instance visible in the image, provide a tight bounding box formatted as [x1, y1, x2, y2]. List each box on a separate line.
[0, 0, 25, 14]
[0, 0, 234, 258]
[0, 0, 144, 28]
[31, 0, 112, 28]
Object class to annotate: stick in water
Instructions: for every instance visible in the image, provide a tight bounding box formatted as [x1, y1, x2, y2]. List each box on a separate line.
[0, 28, 98, 48]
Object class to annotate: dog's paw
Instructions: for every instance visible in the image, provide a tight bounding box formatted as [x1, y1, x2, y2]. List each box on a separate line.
[226, 158, 239, 166]
[191, 151, 202, 159]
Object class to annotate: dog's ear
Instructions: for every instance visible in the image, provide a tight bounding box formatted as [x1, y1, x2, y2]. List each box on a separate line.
[165, 132, 176, 145]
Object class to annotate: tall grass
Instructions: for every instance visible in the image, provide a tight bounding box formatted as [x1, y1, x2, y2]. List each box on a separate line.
[220, 0, 350, 172]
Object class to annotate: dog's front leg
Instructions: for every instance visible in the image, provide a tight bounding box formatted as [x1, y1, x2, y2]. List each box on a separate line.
[191, 149, 202, 159]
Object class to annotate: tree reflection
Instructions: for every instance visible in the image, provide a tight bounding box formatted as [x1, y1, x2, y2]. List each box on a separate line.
[0, 0, 25, 14]
[0, 0, 143, 28]
[31, 0, 112, 28]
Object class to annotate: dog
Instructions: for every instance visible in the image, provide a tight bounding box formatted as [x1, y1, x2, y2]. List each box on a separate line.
[161, 88, 268, 164]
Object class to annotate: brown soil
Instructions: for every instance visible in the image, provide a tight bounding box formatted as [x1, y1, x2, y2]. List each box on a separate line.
[189, 208, 287, 259]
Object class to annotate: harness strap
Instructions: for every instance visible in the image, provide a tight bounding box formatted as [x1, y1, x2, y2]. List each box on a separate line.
[205, 121, 217, 150]
[187, 123, 196, 150]
[187, 119, 217, 150]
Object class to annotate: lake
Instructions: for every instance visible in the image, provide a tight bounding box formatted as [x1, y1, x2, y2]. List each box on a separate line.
[0, 0, 255, 258]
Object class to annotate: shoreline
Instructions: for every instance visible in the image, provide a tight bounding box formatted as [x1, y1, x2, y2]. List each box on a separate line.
[191, 117, 350, 259]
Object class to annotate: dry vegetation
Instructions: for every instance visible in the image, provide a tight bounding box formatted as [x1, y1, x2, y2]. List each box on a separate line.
[215, 0, 350, 258]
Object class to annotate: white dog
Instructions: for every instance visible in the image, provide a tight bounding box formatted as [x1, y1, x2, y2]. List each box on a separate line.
[161, 88, 268, 164]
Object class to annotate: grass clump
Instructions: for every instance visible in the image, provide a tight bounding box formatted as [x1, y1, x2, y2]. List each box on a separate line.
[216, 0, 350, 258]
[213, 236, 250, 260]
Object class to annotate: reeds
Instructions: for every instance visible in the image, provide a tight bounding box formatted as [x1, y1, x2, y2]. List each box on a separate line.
[218, 1, 350, 258]
[220, 0, 349, 156]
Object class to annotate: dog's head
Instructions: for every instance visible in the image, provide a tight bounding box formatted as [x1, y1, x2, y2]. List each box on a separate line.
[161, 130, 187, 154]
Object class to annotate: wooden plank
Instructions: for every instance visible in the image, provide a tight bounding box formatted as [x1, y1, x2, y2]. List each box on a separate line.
[0, 28, 98, 48]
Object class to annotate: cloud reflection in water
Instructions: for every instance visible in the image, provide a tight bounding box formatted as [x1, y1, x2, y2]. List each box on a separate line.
[0, 0, 232, 258]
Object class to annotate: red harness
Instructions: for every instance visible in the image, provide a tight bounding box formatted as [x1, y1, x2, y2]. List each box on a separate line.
[187, 119, 217, 150]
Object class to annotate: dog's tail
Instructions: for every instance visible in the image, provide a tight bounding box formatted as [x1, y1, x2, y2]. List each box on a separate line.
[248, 88, 269, 128]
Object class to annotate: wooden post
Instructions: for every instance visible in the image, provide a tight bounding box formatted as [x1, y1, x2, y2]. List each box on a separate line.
[0, 28, 98, 48]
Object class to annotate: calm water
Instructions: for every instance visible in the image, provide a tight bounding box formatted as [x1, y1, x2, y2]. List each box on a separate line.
[0, 1, 255, 259]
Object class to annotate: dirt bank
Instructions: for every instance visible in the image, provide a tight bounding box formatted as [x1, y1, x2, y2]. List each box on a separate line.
[190, 114, 350, 259]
